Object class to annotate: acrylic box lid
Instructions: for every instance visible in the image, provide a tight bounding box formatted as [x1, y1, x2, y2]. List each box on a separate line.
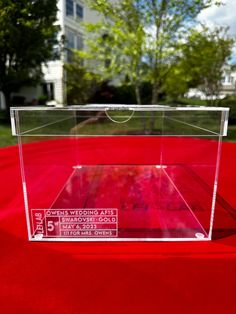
[10, 104, 229, 137]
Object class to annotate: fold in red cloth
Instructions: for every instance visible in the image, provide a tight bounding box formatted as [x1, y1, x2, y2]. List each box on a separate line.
[0, 138, 236, 314]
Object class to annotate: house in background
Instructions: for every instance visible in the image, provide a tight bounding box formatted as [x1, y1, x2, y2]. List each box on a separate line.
[186, 65, 236, 100]
[11, 0, 101, 107]
[220, 65, 236, 97]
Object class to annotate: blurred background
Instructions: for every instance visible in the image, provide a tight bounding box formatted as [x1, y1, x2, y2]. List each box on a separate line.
[1, 0, 236, 147]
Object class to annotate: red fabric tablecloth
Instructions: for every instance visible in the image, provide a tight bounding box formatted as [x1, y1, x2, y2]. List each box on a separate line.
[0, 139, 236, 314]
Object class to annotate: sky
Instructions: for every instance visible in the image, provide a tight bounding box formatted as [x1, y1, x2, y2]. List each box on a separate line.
[197, 0, 236, 62]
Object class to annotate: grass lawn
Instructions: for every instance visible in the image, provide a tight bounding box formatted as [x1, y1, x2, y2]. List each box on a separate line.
[0, 124, 18, 148]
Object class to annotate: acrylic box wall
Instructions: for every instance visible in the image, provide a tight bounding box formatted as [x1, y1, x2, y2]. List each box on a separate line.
[11, 105, 229, 241]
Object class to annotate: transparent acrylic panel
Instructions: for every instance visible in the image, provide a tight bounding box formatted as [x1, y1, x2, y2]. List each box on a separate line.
[11, 105, 229, 241]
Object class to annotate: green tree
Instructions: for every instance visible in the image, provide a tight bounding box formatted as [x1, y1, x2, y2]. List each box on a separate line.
[180, 26, 234, 103]
[81, 0, 145, 105]
[64, 56, 101, 104]
[82, 0, 222, 105]
[162, 63, 190, 100]
[144, 0, 222, 104]
[0, 0, 59, 112]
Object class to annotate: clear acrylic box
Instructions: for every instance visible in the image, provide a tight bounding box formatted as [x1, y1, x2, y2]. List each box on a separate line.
[11, 105, 229, 241]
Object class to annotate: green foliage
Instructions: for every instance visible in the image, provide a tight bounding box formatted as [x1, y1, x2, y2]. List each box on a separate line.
[180, 26, 234, 102]
[161, 26, 234, 101]
[143, 0, 224, 103]
[218, 96, 236, 123]
[83, 0, 145, 104]
[89, 82, 151, 104]
[65, 53, 102, 104]
[83, 0, 224, 104]
[37, 95, 48, 106]
[177, 97, 208, 106]
[162, 64, 190, 100]
[0, 0, 59, 108]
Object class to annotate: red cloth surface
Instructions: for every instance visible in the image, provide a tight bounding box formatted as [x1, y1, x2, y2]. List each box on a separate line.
[1, 137, 236, 314]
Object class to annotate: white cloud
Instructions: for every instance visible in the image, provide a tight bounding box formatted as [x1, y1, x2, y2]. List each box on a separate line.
[197, 0, 236, 62]
[197, 0, 236, 35]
